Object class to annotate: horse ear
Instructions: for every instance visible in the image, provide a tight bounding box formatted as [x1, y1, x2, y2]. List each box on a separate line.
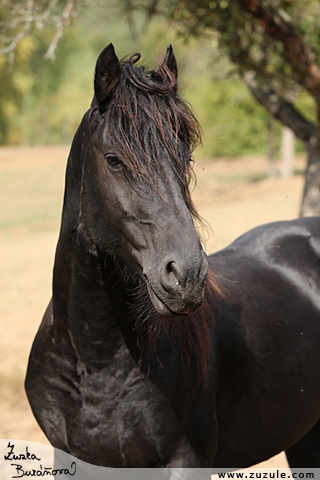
[163, 44, 178, 80]
[94, 43, 121, 108]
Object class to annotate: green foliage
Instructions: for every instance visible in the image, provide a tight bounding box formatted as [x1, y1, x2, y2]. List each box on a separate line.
[166, 0, 320, 150]
[168, 0, 320, 94]
[174, 39, 271, 157]
[0, 0, 280, 158]
[189, 80, 271, 157]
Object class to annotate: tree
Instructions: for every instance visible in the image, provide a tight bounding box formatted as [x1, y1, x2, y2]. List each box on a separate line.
[0, 0, 76, 64]
[125, 0, 320, 215]
[3, 0, 320, 216]
[232, 0, 320, 216]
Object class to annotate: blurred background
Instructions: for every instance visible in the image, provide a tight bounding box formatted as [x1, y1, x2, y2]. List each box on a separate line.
[1, 0, 320, 468]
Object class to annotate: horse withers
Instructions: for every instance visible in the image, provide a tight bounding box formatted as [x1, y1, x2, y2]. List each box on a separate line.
[25, 43, 320, 470]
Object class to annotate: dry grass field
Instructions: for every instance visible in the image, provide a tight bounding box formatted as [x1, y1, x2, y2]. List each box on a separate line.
[0, 145, 305, 468]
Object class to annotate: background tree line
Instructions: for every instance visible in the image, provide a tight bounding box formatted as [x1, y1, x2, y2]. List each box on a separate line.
[1, 0, 320, 213]
[0, 1, 272, 156]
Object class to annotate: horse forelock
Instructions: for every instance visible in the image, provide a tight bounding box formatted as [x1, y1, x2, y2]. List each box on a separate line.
[105, 53, 202, 158]
[101, 52, 204, 229]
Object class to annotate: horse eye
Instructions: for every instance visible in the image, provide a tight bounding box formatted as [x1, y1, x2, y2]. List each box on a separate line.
[104, 154, 123, 167]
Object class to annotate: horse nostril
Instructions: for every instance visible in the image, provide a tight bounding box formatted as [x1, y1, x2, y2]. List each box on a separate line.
[166, 261, 181, 284]
[161, 260, 181, 292]
[166, 261, 174, 275]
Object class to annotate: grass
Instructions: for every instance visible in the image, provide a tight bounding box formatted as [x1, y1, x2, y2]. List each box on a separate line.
[192, 155, 304, 252]
[0, 148, 66, 230]
[0, 146, 305, 465]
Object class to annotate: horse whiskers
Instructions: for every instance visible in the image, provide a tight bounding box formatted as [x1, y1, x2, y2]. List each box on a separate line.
[98, 248, 213, 385]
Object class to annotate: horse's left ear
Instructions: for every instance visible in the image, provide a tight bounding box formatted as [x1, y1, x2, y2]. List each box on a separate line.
[163, 44, 178, 80]
[94, 43, 121, 109]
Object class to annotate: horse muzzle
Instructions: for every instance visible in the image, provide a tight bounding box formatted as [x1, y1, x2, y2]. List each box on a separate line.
[144, 250, 209, 319]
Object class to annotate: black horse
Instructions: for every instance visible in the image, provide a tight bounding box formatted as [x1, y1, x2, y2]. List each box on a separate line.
[26, 44, 320, 470]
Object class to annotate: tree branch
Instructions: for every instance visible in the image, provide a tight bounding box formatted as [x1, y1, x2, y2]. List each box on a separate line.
[1, 0, 34, 64]
[44, 0, 75, 60]
[0, 0, 76, 63]
[237, 0, 320, 104]
[242, 70, 318, 144]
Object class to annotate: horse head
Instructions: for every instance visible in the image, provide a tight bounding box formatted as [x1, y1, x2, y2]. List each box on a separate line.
[80, 43, 208, 320]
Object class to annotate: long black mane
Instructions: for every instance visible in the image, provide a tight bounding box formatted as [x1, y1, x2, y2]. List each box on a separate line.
[101, 53, 202, 224]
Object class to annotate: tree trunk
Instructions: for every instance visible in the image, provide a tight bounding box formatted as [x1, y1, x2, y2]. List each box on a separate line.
[234, 1, 320, 215]
[280, 126, 295, 177]
[267, 120, 277, 178]
[300, 140, 320, 216]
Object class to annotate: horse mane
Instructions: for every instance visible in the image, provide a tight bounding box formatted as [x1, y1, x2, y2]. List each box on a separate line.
[129, 268, 221, 387]
[103, 52, 203, 227]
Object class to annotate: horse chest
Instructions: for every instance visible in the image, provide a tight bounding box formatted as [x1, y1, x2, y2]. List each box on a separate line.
[50, 358, 190, 467]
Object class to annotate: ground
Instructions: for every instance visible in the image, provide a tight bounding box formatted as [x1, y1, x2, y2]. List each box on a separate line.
[0, 145, 305, 467]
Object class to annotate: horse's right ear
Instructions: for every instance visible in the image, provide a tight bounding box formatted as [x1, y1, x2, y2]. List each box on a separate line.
[157, 44, 178, 93]
[163, 44, 178, 80]
[94, 43, 121, 109]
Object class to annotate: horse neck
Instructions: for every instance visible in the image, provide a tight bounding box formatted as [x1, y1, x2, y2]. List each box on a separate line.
[58, 110, 90, 235]
[52, 113, 129, 368]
